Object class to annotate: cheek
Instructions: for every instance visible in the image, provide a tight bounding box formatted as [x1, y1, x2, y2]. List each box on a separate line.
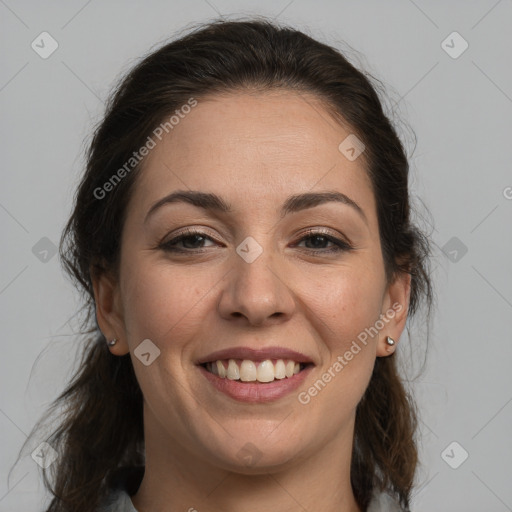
[314, 264, 385, 348]
[119, 256, 216, 346]
[304, 259, 385, 398]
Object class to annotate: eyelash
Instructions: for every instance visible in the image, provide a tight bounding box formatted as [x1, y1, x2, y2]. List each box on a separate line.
[159, 228, 353, 255]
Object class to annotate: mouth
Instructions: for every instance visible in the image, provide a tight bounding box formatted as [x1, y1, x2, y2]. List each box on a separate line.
[197, 355, 315, 402]
[195, 347, 316, 402]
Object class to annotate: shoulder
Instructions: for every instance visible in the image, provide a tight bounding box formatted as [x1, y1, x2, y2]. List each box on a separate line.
[97, 488, 137, 512]
[367, 489, 409, 512]
[96, 466, 144, 512]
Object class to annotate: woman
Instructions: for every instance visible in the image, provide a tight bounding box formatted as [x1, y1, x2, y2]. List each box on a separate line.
[26, 18, 433, 512]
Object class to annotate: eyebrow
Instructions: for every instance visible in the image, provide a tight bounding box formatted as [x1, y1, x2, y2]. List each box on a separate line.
[144, 189, 367, 224]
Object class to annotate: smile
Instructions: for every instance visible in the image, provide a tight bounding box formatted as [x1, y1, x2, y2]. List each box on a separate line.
[198, 360, 314, 403]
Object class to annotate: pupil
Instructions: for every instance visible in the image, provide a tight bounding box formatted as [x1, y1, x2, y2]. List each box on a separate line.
[308, 235, 326, 248]
[184, 235, 203, 248]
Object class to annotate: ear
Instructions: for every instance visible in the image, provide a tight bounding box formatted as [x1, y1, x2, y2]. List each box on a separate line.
[376, 270, 411, 357]
[90, 265, 130, 356]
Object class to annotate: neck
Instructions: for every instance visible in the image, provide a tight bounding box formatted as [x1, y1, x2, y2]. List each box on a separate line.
[131, 409, 362, 512]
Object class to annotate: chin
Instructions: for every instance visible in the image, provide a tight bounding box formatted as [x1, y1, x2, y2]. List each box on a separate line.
[201, 435, 306, 474]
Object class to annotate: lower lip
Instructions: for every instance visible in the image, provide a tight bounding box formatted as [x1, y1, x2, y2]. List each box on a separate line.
[198, 364, 313, 403]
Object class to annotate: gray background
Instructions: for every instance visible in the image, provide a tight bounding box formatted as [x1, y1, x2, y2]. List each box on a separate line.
[1, 1, 511, 511]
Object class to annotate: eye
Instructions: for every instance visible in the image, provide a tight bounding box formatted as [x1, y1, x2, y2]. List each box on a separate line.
[294, 229, 353, 254]
[159, 228, 218, 252]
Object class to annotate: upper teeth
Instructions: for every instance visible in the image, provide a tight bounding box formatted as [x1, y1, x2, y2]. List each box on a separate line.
[206, 359, 302, 382]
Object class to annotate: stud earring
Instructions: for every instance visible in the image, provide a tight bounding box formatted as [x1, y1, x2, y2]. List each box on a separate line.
[108, 338, 117, 346]
[385, 336, 395, 352]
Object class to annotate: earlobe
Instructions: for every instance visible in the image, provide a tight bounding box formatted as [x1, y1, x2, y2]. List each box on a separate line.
[376, 271, 411, 358]
[384, 335, 396, 354]
[90, 266, 129, 355]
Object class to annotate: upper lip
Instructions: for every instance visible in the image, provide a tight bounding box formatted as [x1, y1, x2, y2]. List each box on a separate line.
[196, 346, 315, 365]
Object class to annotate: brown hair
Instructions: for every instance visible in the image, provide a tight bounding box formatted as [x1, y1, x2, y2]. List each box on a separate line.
[18, 18, 433, 512]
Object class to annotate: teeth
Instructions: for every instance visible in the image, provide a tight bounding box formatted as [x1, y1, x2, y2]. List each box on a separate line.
[216, 360, 226, 378]
[285, 360, 295, 378]
[227, 359, 240, 380]
[274, 359, 286, 379]
[256, 360, 274, 382]
[240, 360, 257, 382]
[206, 358, 305, 383]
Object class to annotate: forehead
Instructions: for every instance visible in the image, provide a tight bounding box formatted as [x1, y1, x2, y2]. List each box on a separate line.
[130, 90, 375, 220]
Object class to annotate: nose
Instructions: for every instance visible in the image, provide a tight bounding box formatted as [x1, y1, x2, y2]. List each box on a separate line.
[217, 246, 296, 327]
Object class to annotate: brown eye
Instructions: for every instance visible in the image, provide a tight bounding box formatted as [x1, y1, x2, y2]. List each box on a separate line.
[294, 229, 353, 254]
[159, 229, 217, 252]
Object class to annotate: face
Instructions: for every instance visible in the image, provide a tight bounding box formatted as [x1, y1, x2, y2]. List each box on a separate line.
[95, 90, 409, 473]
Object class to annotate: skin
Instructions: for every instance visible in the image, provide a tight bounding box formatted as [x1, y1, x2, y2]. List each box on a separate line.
[92, 90, 410, 512]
